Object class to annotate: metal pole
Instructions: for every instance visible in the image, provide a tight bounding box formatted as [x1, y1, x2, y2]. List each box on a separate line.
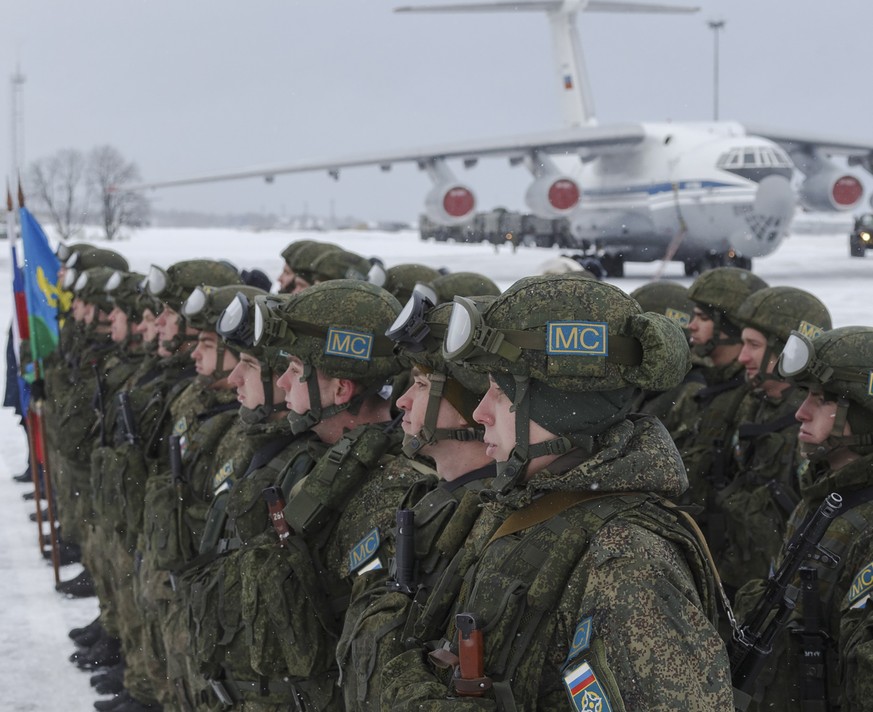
[708, 21, 725, 121]
[10, 65, 26, 179]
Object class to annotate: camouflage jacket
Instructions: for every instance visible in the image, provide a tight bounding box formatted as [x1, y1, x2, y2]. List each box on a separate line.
[714, 385, 805, 592]
[337, 462, 495, 712]
[382, 415, 733, 711]
[734, 453, 873, 711]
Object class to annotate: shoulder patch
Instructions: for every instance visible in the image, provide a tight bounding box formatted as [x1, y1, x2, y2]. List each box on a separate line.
[868, 371, 873, 397]
[547, 321, 607, 356]
[563, 660, 613, 712]
[173, 416, 188, 436]
[348, 527, 382, 575]
[212, 459, 234, 494]
[848, 561, 873, 609]
[565, 617, 593, 663]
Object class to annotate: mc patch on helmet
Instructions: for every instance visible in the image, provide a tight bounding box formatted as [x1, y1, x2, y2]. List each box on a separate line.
[547, 322, 608, 356]
[348, 527, 382, 575]
[797, 320, 824, 340]
[868, 371, 873, 397]
[325, 327, 374, 361]
[563, 660, 613, 712]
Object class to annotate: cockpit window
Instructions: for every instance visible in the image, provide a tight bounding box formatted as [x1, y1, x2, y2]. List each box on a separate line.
[717, 145, 794, 183]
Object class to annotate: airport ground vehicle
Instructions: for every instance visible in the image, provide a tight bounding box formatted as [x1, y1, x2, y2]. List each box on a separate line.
[850, 213, 873, 257]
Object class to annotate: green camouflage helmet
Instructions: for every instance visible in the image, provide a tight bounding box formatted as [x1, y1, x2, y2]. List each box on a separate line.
[287, 241, 341, 286]
[273, 279, 401, 384]
[687, 266, 768, 341]
[631, 281, 695, 332]
[309, 247, 372, 283]
[429, 271, 501, 303]
[182, 284, 267, 332]
[778, 326, 873, 457]
[281, 239, 319, 268]
[146, 259, 243, 312]
[736, 286, 832, 347]
[73, 267, 117, 314]
[56, 242, 91, 263]
[450, 274, 691, 393]
[104, 270, 146, 320]
[382, 263, 443, 304]
[66, 246, 129, 273]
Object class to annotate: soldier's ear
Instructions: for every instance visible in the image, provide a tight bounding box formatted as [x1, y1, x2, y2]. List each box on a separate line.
[333, 377, 360, 406]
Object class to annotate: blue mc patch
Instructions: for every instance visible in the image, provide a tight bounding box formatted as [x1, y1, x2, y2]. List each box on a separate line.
[565, 617, 593, 664]
[547, 321, 608, 356]
[665, 308, 690, 327]
[848, 561, 873, 609]
[349, 528, 381, 574]
[797, 320, 824, 340]
[325, 327, 374, 361]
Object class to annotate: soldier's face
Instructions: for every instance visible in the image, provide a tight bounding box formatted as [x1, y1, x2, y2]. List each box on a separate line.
[277, 355, 337, 417]
[108, 306, 129, 343]
[738, 327, 773, 380]
[277, 264, 296, 292]
[192, 332, 238, 377]
[795, 389, 842, 446]
[134, 309, 159, 343]
[228, 353, 267, 408]
[473, 377, 517, 462]
[688, 308, 714, 346]
[396, 367, 467, 453]
[155, 305, 182, 357]
[71, 298, 95, 324]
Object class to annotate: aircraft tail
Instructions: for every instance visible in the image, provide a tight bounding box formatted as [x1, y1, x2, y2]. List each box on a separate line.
[396, 1, 698, 128]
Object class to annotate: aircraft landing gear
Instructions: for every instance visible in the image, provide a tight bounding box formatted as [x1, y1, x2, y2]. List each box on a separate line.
[684, 251, 752, 276]
[600, 253, 625, 278]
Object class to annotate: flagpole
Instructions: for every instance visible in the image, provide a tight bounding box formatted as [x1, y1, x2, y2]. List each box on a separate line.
[17, 185, 61, 584]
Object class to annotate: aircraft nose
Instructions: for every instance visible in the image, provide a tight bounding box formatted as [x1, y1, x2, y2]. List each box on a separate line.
[754, 174, 795, 219]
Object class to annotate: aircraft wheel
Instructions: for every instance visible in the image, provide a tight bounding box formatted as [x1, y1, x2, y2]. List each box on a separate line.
[683, 260, 701, 277]
[850, 239, 865, 257]
[601, 254, 625, 278]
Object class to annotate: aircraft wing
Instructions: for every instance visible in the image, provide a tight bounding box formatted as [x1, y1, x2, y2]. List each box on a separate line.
[746, 124, 873, 173]
[128, 124, 645, 191]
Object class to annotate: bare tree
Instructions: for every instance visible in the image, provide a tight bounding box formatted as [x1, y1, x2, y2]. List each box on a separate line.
[26, 149, 88, 240]
[86, 145, 150, 241]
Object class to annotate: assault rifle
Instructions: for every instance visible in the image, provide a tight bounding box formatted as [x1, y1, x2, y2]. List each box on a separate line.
[729, 492, 842, 711]
[116, 392, 138, 445]
[387, 508, 416, 595]
[92, 364, 107, 447]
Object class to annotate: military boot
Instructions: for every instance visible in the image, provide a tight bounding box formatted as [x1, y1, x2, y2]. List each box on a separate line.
[112, 696, 162, 712]
[92, 663, 125, 696]
[56, 568, 95, 597]
[74, 634, 122, 670]
[70, 616, 105, 648]
[94, 690, 132, 711]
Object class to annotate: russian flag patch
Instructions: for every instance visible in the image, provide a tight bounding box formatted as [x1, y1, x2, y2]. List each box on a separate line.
[563, 661, 612, 712]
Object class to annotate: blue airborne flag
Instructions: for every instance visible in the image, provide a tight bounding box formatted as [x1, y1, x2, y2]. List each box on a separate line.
[19, 207, 61, 361]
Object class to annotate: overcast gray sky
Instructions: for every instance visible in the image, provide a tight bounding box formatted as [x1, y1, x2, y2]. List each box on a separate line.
[3, 0, 872, 222]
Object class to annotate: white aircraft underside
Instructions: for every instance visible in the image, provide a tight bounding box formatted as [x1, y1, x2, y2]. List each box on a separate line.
[130, 1, 873, 274]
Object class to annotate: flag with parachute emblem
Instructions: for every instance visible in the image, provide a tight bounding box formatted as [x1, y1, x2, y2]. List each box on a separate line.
[19, 206, 61, 361]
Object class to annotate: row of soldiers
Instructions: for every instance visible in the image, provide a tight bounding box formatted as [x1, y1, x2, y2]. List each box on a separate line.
[22, 236, 873, 711]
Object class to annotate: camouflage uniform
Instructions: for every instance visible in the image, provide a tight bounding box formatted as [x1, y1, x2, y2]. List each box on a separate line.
[383, 275, 732, 711]
[732, 326, 873, 711]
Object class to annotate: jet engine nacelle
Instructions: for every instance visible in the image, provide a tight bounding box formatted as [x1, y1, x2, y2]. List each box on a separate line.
[423, 182, 476, 226]
[524, 175, 581, 218]
[799, 169, 865, 212]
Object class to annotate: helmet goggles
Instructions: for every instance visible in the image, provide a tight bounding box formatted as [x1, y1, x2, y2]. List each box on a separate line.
[778, 330, 872, 389]
[385, 284, 439, 353]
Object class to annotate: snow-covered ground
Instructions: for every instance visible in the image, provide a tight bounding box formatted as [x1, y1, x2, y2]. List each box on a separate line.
[0, 225, 870, 710]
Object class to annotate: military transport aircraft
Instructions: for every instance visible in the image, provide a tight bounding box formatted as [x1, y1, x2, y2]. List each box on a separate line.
[131, 0, 873, 276]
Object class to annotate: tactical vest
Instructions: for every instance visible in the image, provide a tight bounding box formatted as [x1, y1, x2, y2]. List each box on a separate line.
[412, 491, 722, 711]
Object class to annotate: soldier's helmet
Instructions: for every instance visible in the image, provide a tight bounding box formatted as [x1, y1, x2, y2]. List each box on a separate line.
[428, 272, 501, 303]
[778, 325, 873, 458]
[442, 274, 691, 490]
[104, 270, 146, 320]
[387, 286, 495, 455]
[287, 241, 341, 287]
[73, 267, 117, 314]
[631, 281, 695, 335]
[253, 280, 402, 433]
[373, 263, 443, 304]
[687, 267, 768, 353]
[308, 248, 371, 283]
[63, 247, 129, 291]
[145, 260, 242, 313]
[182, 285, 268, 333]
[737, 286, 832, 348]
[56, 242, 90, 263]
[281, 239, 319, 268]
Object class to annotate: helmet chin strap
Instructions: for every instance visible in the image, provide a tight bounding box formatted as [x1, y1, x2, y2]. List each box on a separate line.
[693, 312, 741, 357]
[240, 361, 286, 425]
[401, 371, 483, 457]
[286, 361, 358, 435]
[802, 396, 873, 462]
[489, 374, 573, 496]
